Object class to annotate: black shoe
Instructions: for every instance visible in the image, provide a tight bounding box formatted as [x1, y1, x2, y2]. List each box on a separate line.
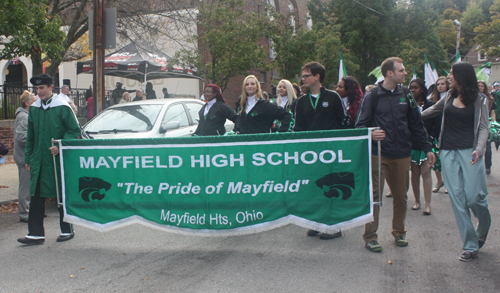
[19, 217, 29, 223]
[459, 251, 478, 262]
[17, 237, 44, 245]
[57, 233, 75, 242]
[319, 231, 342, 240]
[307, 229, 320, 237]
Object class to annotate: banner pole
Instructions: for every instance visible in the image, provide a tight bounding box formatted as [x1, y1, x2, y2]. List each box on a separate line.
[52, 138, 62, 207]
[376, 140, 382, 206]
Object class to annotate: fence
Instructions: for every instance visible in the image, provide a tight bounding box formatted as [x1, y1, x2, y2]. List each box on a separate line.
[0, 85, 113, 119]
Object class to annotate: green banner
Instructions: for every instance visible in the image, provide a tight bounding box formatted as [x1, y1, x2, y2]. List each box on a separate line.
[59, 129, 373, 235]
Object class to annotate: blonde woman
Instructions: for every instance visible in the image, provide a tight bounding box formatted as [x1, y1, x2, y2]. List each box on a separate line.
[14, 91, 37, 222]
[239, 75, 292, 134]
[274, 79, 297, 111]
[120, 92, 130, 104]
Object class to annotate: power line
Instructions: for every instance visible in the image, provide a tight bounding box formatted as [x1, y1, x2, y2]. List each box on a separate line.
[352, 0, 386, 16]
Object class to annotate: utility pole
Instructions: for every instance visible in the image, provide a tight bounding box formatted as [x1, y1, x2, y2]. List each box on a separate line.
[93, 0, 106, 114]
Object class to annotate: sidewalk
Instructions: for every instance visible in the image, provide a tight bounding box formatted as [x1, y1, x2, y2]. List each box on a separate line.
[0, 155, 19, 204]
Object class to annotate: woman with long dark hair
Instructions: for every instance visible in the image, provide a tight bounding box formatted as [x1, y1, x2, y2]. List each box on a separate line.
[408, 79, 440, 215]
[422, 63, 491, 262]
[335, 76, 362, 128]
[194, 84, 240, 136]
[239, 75, 292, 134]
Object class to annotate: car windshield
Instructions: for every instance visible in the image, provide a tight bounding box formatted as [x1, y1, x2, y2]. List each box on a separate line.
[84, 104, 162, 133]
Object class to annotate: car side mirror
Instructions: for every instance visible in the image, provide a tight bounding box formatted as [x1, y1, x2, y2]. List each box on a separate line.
[160, 121, 181, 133]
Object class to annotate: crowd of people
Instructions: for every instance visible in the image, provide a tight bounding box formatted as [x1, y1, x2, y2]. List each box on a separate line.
[13, 57, 498, 263]
[190, 59, 494, 261]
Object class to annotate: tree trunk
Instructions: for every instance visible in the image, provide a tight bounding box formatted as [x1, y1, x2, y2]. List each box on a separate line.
[31, 53, 44, 76]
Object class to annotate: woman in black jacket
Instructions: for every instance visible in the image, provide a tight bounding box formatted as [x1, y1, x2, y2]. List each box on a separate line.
[239, 75, 292, 134]
[409, 79, 440, 215]
[194, 84, 240, 136]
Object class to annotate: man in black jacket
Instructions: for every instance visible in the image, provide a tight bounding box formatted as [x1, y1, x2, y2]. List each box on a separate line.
[294, 61, 346, 240]
[356, 57, 435, 252]
[294, 62, 346, 132]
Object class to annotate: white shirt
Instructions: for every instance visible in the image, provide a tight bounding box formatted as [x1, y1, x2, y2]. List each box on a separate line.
[204, 99, 216, 116]
[279, 96, 288, 108]
[60, 93, 71, 102]
[246, 95, 257, 113]
[342, 97, 349, 110]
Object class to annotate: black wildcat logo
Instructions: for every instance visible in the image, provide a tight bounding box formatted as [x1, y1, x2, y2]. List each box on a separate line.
[315, 172, 355, 200]
[79, 177, 112, 202]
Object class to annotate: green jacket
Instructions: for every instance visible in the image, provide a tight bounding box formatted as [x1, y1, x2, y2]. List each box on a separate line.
[25, 95, 81, 198]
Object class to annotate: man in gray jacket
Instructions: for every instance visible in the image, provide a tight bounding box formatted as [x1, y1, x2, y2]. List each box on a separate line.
[356, 57, 435, 252]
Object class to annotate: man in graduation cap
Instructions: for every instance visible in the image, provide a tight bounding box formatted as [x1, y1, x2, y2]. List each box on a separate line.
[17, 74, 81, 245]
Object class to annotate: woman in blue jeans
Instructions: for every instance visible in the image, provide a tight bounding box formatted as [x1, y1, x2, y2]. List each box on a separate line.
[422, 62, 491, 262]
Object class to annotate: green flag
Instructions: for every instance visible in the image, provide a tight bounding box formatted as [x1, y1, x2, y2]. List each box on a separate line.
[476, 62, 492, 85]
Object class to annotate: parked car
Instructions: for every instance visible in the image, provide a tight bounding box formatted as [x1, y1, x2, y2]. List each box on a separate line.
[83, 99, 234, 139]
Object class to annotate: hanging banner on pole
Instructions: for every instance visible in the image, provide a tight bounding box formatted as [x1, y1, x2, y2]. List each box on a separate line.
[58, 129, 373, 236]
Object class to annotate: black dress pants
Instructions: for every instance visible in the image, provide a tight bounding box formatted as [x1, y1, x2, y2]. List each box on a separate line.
[27, 174, 73, 237]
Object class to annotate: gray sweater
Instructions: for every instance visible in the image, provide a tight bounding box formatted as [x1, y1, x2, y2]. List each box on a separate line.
[14, 107, 29, 165]
[421, 92, 489, 156]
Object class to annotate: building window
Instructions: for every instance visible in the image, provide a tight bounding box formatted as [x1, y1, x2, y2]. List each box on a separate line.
[478, 50, 487, 61]
[260, 72, 266, 84]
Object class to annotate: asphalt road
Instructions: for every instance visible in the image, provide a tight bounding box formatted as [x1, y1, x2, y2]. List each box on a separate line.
[1, 154, 500, 292]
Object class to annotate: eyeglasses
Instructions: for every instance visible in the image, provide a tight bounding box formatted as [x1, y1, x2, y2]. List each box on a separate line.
[301, 74, 313, 79]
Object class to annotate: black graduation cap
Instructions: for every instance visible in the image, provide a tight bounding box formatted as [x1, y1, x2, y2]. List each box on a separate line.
[30, 74, 53, 86]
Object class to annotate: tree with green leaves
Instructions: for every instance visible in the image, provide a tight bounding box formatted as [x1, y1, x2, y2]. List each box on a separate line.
[174, 0, 273, 92]
[461, 1, 487, 51]
[0, 0, 66, 75]
[475, 0, 500, 57]
[268, 11, 317, 83]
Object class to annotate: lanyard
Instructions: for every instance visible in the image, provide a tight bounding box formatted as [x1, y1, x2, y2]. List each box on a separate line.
[309, 92, 320, 110]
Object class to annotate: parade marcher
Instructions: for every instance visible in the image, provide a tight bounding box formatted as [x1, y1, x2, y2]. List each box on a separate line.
[429, 76, 450, 193]
[479, 80, 496, 175]
[271, 79, 297, 132]
[422, 63, 491, 262]
[408, 79, 440, 215]
[294, 62, 346, 132]
[133, 89, 145, 101]
[119, 92, 131, 104]
[336, 76, 363, 128]
[14, 91, 37, 222]
[194, 84, 240, 136]
[17, 74, 81, 245]
[238, 75, 292, 134]
[146, 82, 157, 99]
[112, 82, 126, 105]
[492, 81, 500, 121]
[356, 57, 434, 252]
[294, 61, 346, 240]
[274, 79, 297, 111]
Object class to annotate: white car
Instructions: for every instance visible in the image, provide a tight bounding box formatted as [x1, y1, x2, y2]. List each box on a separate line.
[83, 99, 233, 139]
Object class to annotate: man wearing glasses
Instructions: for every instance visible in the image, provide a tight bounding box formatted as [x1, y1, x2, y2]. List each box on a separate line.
[293, 61, 346, 240]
